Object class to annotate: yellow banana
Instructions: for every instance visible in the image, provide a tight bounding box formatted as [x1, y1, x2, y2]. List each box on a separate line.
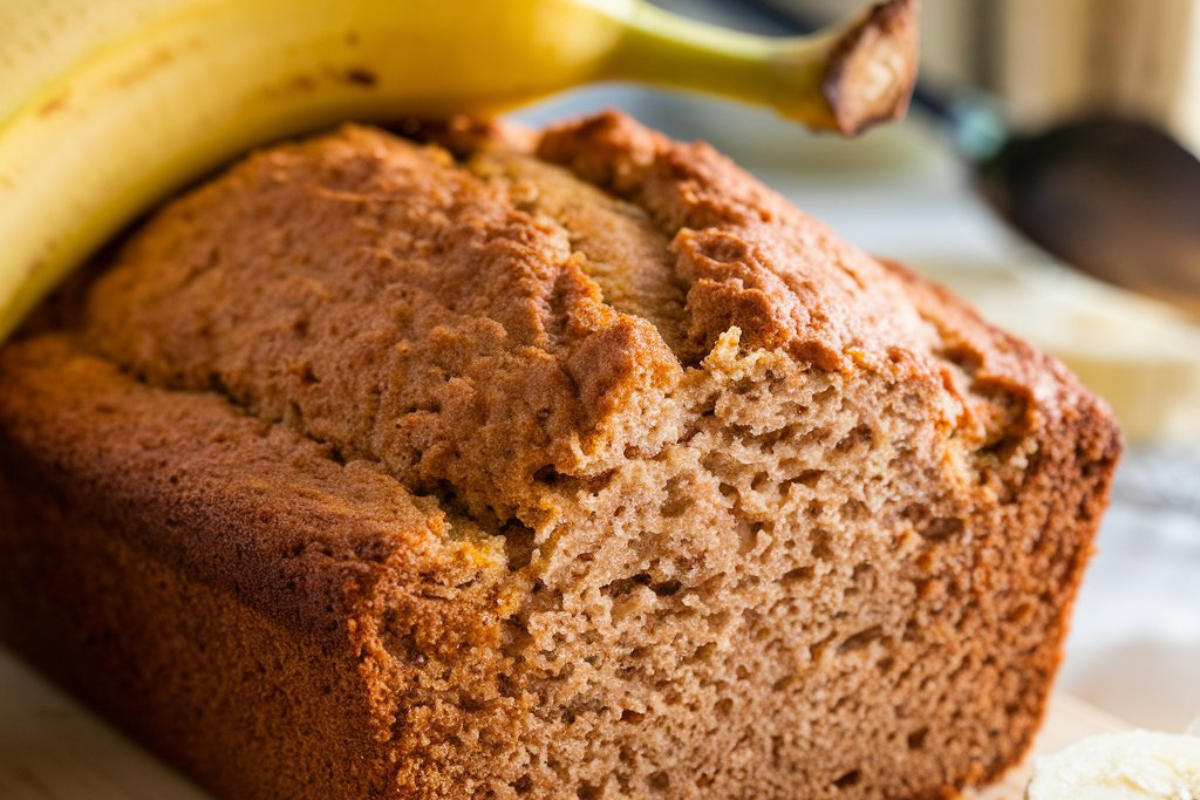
[0, 0, 915, 343]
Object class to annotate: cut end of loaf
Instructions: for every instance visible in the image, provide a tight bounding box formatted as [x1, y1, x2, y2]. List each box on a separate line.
[0, 111, 1119, 800]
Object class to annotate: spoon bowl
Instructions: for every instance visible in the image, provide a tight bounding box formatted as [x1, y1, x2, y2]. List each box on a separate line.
[977, 117, 1200, 320]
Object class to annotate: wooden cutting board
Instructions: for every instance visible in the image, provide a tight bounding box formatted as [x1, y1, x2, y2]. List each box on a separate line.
[0, 648, 1126, 800]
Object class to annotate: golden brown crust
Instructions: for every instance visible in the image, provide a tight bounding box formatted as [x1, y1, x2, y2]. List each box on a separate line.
[0, 335, 489, 628]
[0, 112, 1120, 800]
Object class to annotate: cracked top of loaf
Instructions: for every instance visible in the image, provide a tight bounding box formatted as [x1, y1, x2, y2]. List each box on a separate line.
[74, 111, 1114, 527]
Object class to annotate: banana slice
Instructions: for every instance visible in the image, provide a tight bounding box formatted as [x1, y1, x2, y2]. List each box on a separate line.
[1026, 730, 1200, 800]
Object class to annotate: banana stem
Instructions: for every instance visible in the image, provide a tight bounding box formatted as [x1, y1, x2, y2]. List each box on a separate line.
[606, 0, 917, 135]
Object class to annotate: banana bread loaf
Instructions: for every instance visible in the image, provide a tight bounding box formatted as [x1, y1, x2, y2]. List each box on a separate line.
[0, 112, 1120, 800]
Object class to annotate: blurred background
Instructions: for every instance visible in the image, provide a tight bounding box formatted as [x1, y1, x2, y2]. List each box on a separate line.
[516, 0, 1200, 734]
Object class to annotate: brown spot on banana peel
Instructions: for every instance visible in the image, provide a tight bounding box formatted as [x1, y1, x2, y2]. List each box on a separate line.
[822, 0, 918, 136]
[344, 68, 378, 87]
[37, 91, 70, 118]
[254, 73, 318, 103]
[114, 48, 176, 89]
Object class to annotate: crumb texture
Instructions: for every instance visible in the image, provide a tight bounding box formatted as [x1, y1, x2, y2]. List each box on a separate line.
[0, 112, 1120, 800]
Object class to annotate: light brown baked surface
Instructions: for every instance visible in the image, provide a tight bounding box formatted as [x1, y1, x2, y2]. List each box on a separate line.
[0, 112, 1120, 800]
